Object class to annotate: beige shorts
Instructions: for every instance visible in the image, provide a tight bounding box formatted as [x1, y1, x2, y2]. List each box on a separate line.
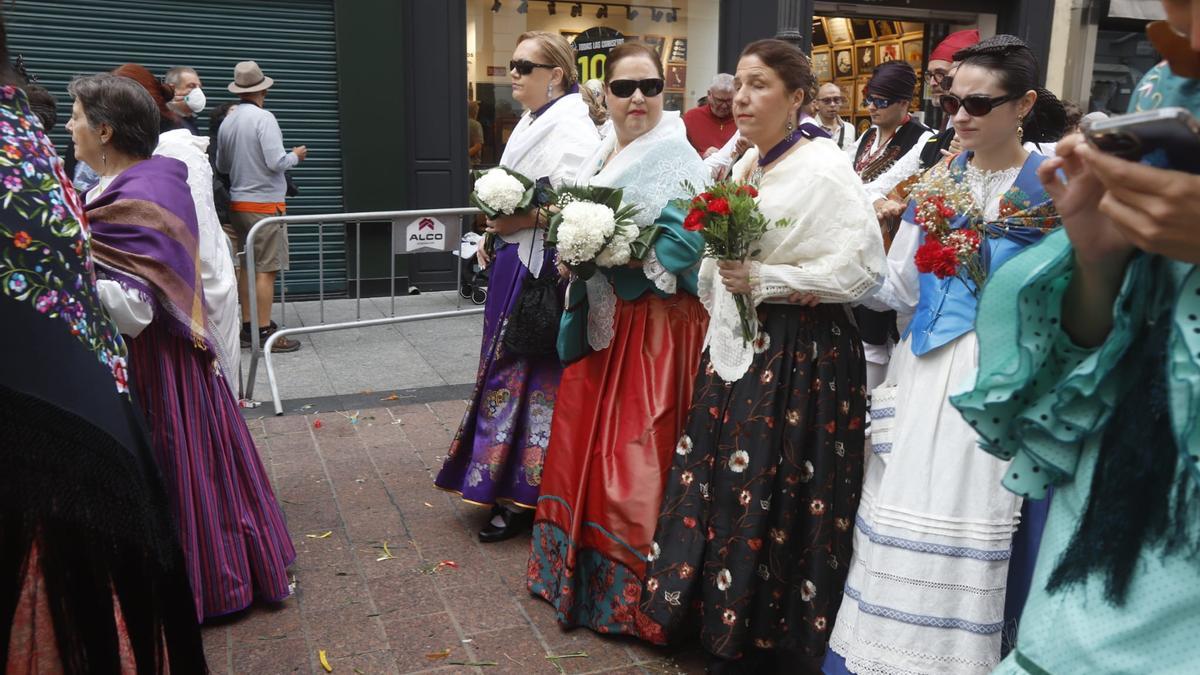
[225, 208, 289, 273]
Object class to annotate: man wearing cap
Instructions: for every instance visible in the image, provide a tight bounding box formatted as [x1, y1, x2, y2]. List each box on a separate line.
[849, 60, 932, 390]
[217, 60, 306, 353]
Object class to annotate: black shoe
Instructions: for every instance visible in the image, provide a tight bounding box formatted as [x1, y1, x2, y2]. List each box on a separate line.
[478, 507, 533, 543]
[240, 322, 253, 348]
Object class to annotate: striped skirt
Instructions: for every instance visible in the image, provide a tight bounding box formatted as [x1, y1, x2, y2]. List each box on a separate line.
[129, 319, 296, 621]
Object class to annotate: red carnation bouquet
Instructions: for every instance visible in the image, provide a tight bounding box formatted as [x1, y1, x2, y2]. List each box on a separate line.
[673, 180, 784, 343]
[908, 167, 986, 292]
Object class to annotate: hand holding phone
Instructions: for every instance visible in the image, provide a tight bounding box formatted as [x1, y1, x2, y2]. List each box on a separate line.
[1083, 107, 1200, 174]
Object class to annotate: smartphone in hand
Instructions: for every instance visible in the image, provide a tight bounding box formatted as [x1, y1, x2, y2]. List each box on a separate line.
[1083, 107, 1200, 173]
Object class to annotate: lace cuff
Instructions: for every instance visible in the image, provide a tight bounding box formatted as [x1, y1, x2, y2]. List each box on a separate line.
[642, 249, 677, 294]
[750, 260, 880, 305]
[951, 230, 1147, 499]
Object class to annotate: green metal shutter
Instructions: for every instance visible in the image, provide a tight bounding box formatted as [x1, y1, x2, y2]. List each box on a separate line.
[7, 0, 346, 296]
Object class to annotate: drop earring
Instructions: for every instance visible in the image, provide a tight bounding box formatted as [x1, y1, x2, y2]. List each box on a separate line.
[1017, 121, 1024, 141]
[547, 82, 553, 99]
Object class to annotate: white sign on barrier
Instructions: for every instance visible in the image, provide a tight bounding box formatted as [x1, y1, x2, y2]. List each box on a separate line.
[403, 216, 447, 252]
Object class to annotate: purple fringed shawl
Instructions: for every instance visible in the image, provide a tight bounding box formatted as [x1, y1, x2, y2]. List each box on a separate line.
[87, 156, 211, 351]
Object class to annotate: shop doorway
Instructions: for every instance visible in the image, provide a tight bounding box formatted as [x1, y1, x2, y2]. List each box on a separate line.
[811, 3, 997, 135]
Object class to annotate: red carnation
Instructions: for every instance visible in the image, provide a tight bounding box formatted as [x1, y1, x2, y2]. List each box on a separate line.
[684, 209, 706, 232]
[707, 198, 731, 215]
[699, 191, 714, 202]
[737, 185, 758, 198]
[914, 239, 960, 278]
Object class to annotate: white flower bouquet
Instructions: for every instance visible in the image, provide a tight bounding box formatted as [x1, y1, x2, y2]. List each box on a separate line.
[470, 166, 553, 218]
[546, 186, 644, 280]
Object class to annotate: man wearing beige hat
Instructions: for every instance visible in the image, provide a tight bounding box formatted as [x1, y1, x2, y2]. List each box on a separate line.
[217, 60, 305, 353]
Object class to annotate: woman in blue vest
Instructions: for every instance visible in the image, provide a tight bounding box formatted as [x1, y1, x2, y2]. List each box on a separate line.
[825, 37, 1066, 675]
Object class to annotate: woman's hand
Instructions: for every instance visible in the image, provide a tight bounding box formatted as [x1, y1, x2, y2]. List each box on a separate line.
[1039, 134, 1135, 348]
[476, 243, 492, 269]
[557, 262, 572, 280]
[1037, 134, 1133, 267]
[873, 198, 906, 222]
[785, 292, 821, 306]
[717, 260, 753, 295]
[1076, 142, 1200, 266]
[485, 211, 538, 237]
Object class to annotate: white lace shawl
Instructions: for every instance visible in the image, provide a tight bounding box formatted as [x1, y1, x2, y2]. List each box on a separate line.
[701, 139, 886, 382]
[574, 111, 711, 351]
[155, 129, 241, 394]
[497, 93, 600, 277]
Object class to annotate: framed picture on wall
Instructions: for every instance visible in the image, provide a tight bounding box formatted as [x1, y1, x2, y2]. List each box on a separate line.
[902, 38, 924, 69]
[835, 79, 854, 116]
[873, 20, 899, 38]
[665, 63, 687, 90]
[877, 41, 901, 64]
[834, 48, 854, 78]
[663, 92, 684, 111]
[856, 45, 875, 75]
[670, 37, 688, 62]
[900, 21, 924, 36]
[850, 19, 874, 41]
[811, 48, 832, 83]
[855, 75, 872, 114]
[642, 35, 666, 59]
[855, 116, 873, 137]
[911, 75, 924, 111]
[826, 17, 853, 45]
[812, 18, 829, 47]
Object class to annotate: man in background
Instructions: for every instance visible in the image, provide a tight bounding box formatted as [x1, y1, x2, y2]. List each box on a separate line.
[165, 66, 204, 135]
[683, 73, 736, 157]
[217, 60, 306, 353]
[468, 100, 484, 167]
[815, 82, 856, 151]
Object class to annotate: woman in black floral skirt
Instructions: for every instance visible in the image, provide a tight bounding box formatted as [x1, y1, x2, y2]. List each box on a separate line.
[639, 39, 885, 674]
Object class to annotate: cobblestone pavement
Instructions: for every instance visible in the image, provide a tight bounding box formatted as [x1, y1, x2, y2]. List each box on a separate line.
[202, 400, 706, 674]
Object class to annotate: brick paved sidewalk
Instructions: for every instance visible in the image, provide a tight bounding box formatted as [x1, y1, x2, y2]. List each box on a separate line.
[202, 400, 706, 674]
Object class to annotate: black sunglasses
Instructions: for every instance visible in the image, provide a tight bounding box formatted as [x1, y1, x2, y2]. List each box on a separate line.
[608, 78, 665, 98]
[940, 92, 1022, 117]
[509, 59, 556, 76]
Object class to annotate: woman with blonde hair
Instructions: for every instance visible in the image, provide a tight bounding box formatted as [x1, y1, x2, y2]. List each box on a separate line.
[436, 31, 601, 542]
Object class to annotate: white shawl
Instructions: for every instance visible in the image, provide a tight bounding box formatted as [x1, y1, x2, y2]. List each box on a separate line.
[702, 139, 885, 382]
[155, 129, 241, 394]
[497, 92, 600, 277]
[574, 111, 711, 351]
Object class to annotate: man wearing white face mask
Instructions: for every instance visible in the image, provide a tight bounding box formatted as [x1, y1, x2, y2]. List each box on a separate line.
[166, 66, 205, 135]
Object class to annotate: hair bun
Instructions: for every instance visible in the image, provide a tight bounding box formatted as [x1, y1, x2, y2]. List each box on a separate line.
[1027, 87, 1067, 144]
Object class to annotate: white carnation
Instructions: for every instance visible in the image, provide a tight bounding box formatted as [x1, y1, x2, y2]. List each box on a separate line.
[473, 168, 525, 215]
[556, 201, 615, 265]
[594, 222, 638, 268]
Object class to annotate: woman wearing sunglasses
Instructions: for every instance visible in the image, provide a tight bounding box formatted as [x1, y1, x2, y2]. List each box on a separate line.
[640, 39, 884, 673]
[436, 31, 600, 542]
[826, 36, 1067, 675]
[955, 1, 1200, 672]
[527, 41, 712, 642]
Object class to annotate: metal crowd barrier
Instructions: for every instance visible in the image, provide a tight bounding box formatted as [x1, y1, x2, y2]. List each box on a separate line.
[242, 207, 486, 415]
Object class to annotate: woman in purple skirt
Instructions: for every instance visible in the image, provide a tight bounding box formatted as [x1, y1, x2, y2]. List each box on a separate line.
[435, 31, 600, 542]
[69, 73, 295, 622]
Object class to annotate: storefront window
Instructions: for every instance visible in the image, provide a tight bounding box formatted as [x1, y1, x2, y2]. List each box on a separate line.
[810, 17, 930, 137]
[467, 0, 719, 166]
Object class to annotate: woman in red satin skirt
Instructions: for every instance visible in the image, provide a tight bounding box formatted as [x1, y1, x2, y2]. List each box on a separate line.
[525, 42, 713, 641]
